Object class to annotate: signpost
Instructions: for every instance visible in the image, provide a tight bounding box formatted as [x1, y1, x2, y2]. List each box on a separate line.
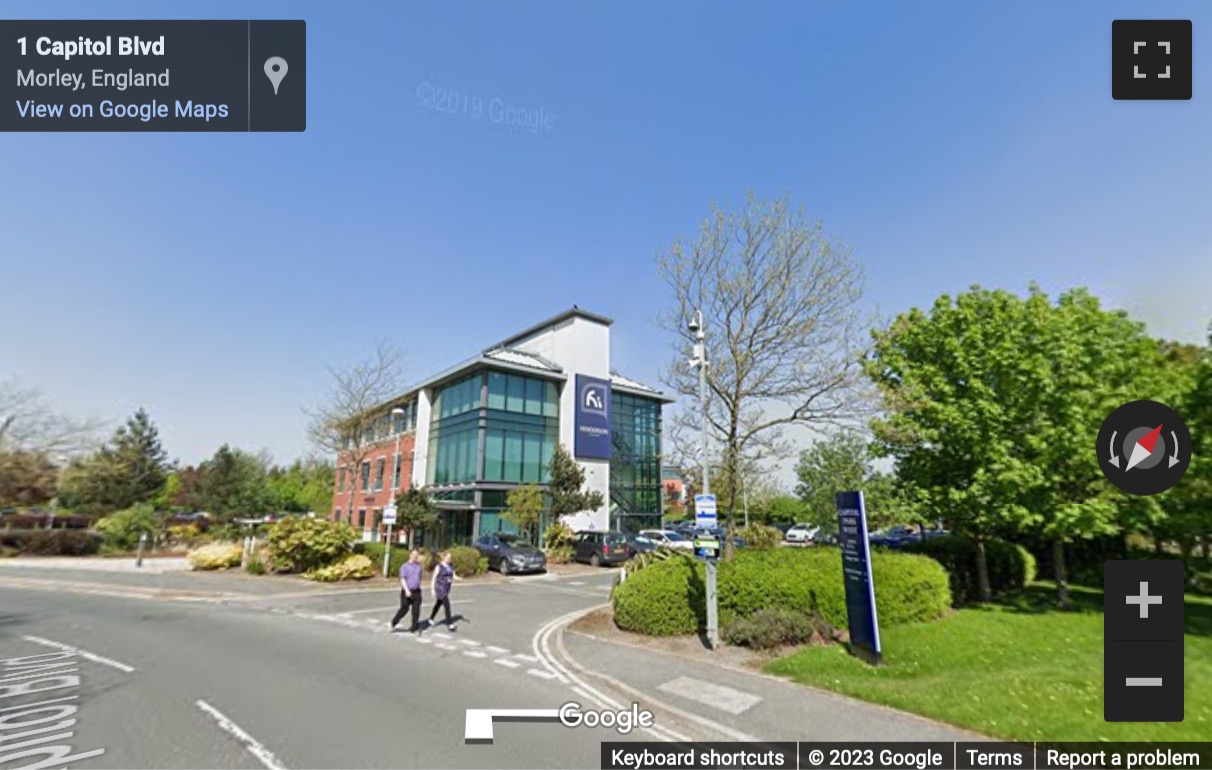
[382, 504, 398, 578]
[835, 490, 881, 664]
[694, 493, 720, 647]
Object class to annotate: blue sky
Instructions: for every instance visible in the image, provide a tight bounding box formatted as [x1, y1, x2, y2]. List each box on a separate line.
[3, 1, 1211, 475]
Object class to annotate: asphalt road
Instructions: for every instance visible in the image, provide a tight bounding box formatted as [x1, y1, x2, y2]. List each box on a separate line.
[0, 566, 650, 769]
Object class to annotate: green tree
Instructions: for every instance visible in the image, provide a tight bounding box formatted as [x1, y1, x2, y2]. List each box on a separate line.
[395, 485, 437, 548]
[94, 503, 161, 551]
[267, 458, 335, 514]
[1165, 332, 1212, 567]
[504, 484, 546, 543]
[794, 432, 909, 535]
[869, 286, 1154, 606]
[59, 409, 171, 513]
[547, 444, 605, 523]
[197, 445, 273, 519]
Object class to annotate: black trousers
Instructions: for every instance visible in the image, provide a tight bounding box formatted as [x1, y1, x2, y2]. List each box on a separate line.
[392, 588, 422, 630]
[429, 594, 452, 624]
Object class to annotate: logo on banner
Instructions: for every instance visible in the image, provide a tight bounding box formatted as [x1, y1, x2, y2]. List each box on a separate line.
[574, 374, 611, 460]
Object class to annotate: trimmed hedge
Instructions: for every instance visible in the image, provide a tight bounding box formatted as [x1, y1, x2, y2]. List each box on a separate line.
[188, 542, 243, 570]
[902, 535, 1036, 605]
[612, 547, 950, 637]
[306, 554, 375, 582]
[0, 529, 102, 555]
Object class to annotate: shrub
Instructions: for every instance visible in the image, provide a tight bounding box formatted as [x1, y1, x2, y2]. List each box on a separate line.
[94, 504, 160, 551]
[545, 546, 574, 565]
[188, 542, 243, 570]
[543, 520, 576, 550]
[166, 524, 203, 549]
[245, 548, 267, 575]
[722, 607, 834, 650]
[306, 554, 375, 582]
[902, 535, 1036, 605]
[735, 524, 783, 550]
[449, 546, 486, 577]
[265, 517, 359, 573]
[612, 547, 950, 636]
[612, 554, 704, 635]
[6, 529, 103, 556]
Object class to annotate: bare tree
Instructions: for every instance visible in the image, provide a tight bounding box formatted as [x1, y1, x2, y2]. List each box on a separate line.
[657, 194, 871, 554]
[0, 380, 102, 458]
[306, 342, 407, 524]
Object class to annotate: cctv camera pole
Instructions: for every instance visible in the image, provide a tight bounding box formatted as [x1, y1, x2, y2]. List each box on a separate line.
[693, 309, 719, 650]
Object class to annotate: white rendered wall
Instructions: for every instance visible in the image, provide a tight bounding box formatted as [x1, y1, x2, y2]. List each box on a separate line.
[411, 388, 434, 488]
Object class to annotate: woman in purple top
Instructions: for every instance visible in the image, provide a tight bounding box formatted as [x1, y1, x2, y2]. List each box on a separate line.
[428, 551, 459, 631]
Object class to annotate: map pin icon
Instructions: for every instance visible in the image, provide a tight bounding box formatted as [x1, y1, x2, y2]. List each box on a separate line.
[264, 57, 288, 95]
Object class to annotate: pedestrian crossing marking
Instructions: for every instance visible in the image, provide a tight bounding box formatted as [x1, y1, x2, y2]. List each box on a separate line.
[657, 676, 762, 715]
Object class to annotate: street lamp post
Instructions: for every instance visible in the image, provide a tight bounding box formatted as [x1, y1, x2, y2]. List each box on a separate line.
[689, 309, 719, 649]
[384, 407, 405, 578]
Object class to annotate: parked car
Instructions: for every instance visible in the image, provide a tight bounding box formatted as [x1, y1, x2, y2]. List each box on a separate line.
[784, 524, 818, 543]
[771, 522, 794, 534]
[639, 529, 694, 551]
[572, 530, 631, 567]
[669, 521, 697, 536]
[869, 526, 920, 548]
[474, 532, 547, 574]
[623, 533, 658, 557]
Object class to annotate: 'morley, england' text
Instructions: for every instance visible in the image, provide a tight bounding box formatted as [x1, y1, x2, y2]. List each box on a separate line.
[17, 69, 170, 92]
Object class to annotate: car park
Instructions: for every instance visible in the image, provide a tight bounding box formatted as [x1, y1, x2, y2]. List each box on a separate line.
[572, 530, 631, 566]
[639, 529, 694, 550]
[474, 532, 547, 574]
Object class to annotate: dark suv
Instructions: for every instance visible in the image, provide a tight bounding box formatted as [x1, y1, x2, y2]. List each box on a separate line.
[474, 532, 547, 574]
[572, 530, 631, 567]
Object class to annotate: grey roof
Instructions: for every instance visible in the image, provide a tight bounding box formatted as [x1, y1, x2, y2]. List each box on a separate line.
[610, 371, 676, 403]
[483, 347, 563, 373]
[485, 307, 613, 352]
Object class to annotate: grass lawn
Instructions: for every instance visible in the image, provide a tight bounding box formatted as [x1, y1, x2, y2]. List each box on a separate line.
[765, 582, 1212, 741]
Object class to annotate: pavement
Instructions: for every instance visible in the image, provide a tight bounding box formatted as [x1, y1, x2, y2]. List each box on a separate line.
[0, 559, 982, 768]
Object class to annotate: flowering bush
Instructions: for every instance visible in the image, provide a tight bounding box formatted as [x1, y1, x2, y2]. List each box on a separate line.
[265, 517, 359, 574]
[188, 542, 243, 570]
[306, 554, 375, 582]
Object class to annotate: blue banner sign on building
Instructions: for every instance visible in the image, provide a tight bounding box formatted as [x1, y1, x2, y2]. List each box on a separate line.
[574, 374, 612, 460]
[835, 490, 882, 664]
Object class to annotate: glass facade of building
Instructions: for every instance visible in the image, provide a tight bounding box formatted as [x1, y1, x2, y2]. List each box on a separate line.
[425, 370, 559, 545]
[609, 391, 663, 533]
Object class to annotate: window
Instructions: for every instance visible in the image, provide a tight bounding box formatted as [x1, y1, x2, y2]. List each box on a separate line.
[504, 432, 523, 481]
[374, 458, 385, 491]
[333, 509, 341, 521]
[337, 467, 345, 493]
[488, 372, 507, 410]
[525, 378, 543, 415]
[360, 462, 371, 491]
[392, 453, 402, 490]
[506, 375, 525, 412]
[357, 509, 366, 529]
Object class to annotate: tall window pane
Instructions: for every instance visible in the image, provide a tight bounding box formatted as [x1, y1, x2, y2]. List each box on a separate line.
[485, 429, 504, 481]
[540, 435, 555, 483]
[488, 372, 506, 410]
[525, 378, 543, 415]
[504, 432, 523, 482]
[506, 376, 525, 413]
[522, 432, 541, 483]
[544, 382, 559, 417]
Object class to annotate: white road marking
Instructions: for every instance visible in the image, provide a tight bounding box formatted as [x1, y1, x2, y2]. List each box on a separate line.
[463, 650, 488, 659]
[568, 581, 585, 586]
[436, 643, 458, 651]
[485, 646, 509, 655]
[527, 669, 559, 680]
[458, 639, 480, 646]
[513, 654, 539, 663]
[656, 676, 762, 715]
[494, 658, 521, 669]
[340, 600, 474, 616]
[23, 635, 135, 673]
[196, 700, 287, 770]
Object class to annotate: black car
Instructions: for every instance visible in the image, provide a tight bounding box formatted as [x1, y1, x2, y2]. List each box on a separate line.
[572, 530, 631, 566]
[623, 533, 657, 558]
[474, 532, 547, 575]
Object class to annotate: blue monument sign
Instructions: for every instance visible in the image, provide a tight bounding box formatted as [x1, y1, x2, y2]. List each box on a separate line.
[835, 490, 882, 664]
[574, 375, 612, 460]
